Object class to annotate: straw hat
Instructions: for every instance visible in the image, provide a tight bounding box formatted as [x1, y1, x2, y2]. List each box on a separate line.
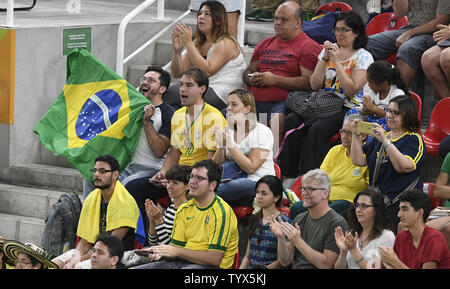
[3, 240, 59, 269]
[0, 235, 15, 267]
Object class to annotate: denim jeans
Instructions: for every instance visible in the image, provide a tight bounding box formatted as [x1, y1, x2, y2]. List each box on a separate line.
[216, 178, 257, 207]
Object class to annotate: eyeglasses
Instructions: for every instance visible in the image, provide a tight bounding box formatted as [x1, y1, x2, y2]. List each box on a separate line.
[90, 168, 114, 174]
[353, 202, 374, 210]
[189, 174, 209, 182]
[299, 187, 327, 194]
[139, 77, 160, 84]
[334, 27, 353, 33]
[385, 108, 401, 117]
[339, 129, 353, 135]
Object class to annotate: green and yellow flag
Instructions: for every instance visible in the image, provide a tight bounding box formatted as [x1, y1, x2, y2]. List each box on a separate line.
[35, 48, 150, 182]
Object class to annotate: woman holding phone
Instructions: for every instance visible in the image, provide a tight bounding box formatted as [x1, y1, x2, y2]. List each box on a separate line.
[350, 95, 426, 231]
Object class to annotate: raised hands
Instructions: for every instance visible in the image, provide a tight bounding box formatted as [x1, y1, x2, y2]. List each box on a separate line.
[145, 199, 164, 225]
[269, 215, 301, 243]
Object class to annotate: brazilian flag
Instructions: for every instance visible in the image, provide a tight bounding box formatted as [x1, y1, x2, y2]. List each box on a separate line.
[35, 48, 150, 182]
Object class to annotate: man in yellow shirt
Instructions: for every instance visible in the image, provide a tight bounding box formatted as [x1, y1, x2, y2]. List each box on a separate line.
[132, 67, 226, 244]
[133, 159, 239, 269]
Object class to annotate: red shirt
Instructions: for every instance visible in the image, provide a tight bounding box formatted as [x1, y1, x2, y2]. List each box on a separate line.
[394, 226, 450, 269]
[248, 31, 322, 102]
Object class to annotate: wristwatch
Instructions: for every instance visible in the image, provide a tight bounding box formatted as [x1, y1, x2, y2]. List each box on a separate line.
[383, 139, 391, 150]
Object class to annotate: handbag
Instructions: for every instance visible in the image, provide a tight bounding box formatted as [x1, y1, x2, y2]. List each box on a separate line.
[221, 161, 247, 183]
[285, 90, 344, 126]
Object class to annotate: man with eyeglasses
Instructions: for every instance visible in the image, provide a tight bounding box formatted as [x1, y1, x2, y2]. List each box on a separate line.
[129, 67, 226, 244]
[271, 169, 349, 269]
[52, 155, 140, 269]
[133, 160, 238, 269]
[82, 66, 174, 202]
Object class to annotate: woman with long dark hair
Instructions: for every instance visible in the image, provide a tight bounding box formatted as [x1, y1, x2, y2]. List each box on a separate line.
[167, 0, 246, 111]
[334, 189, 395, 269]
[239, 175, 291, 269]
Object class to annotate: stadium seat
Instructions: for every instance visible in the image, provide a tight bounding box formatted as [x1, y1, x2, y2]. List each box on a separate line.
[291, 175, 303, 200]
[424, 182, 443, 210]
[366, 12, 409, 65]
[409, 91, 422, 133]
[314, 2, 352, 16]
[156, 196, 170, 208]
[274, 162, 281, 179]
[421, 97, 450, 156]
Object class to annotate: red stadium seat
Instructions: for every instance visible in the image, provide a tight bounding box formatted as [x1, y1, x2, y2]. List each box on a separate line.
[291, 175, 303, 200]
[424, 182, 443, 210]
[409, 91, 422, 133]
[421, 97, 450, 156]
[314, 2, 352, 16]
[366, 13, 409, 65]
[274, 162, 281, 179]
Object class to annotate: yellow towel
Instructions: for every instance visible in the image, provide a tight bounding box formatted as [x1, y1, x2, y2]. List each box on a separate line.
[76, 180, 139, 244]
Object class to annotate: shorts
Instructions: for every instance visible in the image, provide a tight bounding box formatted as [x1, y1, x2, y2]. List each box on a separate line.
[366, 25, 436, 71]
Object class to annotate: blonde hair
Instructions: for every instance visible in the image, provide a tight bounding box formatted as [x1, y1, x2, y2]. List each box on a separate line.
[228, 89, 257, 132]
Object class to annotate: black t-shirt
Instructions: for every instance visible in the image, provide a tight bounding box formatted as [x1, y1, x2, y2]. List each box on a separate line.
[100, 201, 135, 251]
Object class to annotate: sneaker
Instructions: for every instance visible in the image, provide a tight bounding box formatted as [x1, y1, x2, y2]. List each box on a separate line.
[246, 9, 263, 21]
[256, 10, 274, 22]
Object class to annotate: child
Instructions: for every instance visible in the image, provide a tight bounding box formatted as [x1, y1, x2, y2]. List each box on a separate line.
[239, 175, 292, 269]
[346, 60, 408, 131]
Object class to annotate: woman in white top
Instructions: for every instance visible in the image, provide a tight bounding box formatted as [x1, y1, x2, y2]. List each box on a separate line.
[213, 89, 275, 206]
[334, 189, 395, 269]
[167, 1, 246, 111]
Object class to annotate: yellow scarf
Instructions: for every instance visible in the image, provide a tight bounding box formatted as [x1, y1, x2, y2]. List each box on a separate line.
[76, 180, 139, 244]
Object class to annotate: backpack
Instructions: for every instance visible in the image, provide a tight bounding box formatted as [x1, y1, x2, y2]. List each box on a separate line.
[302, 12, 338, 44]
[41, 192, 82, 257]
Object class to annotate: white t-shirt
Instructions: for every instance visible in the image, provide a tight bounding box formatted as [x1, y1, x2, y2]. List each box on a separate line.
[346, 229, 395, 269]
[225, 122, 275, 181]
[363, 83, 405, 110]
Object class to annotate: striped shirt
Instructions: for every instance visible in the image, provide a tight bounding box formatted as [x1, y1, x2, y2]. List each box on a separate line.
[148, 204, 177, 246]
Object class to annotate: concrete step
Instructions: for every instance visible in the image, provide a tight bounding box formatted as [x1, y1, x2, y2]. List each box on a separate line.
[0, 183, 66, 219]
[0, 212, 45, 246]
[2, 164, 84, 193]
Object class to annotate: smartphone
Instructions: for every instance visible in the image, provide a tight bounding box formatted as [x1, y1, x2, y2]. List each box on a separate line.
[357, 121, 374, 135]
[134, 250, 150, 257]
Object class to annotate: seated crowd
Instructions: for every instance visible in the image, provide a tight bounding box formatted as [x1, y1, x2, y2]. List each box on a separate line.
[2, 0, 450, 270]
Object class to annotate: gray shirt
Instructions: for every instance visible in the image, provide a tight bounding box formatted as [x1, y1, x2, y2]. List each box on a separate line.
[292, 209, 349, 269]
[408, 0, 450, 27]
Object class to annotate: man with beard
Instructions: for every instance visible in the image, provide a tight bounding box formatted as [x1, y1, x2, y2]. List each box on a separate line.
[52, 155, 140, 269]
[82, 66, 174, 200]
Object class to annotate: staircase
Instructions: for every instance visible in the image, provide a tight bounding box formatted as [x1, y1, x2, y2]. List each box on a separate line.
[0, 164, 84, 245]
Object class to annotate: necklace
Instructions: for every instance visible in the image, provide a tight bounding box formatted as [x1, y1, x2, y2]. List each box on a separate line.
[358, 234, 370, 251]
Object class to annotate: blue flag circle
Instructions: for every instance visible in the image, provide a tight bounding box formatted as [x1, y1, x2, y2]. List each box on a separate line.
[75, 89, 122, 140]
